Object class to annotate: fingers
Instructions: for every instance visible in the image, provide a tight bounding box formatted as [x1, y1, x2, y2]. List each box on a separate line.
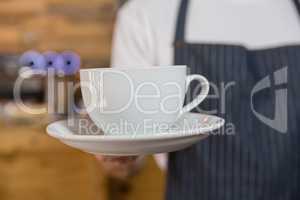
[105, 156, 138, 164]
[95, 155, 143, 180]
[95, 155, 138, 164]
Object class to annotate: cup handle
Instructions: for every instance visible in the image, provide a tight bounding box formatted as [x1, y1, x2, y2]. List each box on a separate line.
[179, 74, 209, 117]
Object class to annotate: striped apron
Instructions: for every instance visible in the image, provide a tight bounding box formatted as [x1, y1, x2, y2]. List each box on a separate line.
[166, 0, 300, 199]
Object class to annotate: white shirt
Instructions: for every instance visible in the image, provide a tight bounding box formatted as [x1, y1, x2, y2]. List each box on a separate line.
[111, 0, 300, 169]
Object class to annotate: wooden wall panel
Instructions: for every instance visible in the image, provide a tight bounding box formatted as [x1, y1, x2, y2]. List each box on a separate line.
[0, 26, 21, 53]
[0, 0, 116, 67]
[0, 0, 46, 19]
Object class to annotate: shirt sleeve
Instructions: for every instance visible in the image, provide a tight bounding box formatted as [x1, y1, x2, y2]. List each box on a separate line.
[111, 2, 156, 67]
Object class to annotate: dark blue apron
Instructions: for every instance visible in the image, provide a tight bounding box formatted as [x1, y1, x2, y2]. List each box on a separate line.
[166, 0, 300, 199]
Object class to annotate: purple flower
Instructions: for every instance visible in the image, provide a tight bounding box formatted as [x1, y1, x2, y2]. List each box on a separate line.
[60, 51, 81, 75]
[19, 50, 46, 71]
[44, 51, 65, 73]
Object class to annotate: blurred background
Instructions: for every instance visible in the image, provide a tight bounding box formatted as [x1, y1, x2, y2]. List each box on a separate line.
[0, 0, 164, 199]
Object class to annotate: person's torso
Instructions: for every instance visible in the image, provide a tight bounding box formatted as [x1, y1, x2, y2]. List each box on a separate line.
[166, 0, 300, 199]
[137, 0, 300, 65]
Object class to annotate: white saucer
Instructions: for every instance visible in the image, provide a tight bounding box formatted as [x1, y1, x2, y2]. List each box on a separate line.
[46, 113, 224, 155]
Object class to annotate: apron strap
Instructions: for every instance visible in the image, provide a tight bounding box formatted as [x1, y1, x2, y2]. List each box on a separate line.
[174, 0, 189, 48]
[174, 0, 300, 47]
[294, 0, 300, 16]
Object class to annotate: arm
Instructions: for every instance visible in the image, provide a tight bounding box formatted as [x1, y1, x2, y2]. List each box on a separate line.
[96, 1, 160, 179]
[154, 153, 168, 171]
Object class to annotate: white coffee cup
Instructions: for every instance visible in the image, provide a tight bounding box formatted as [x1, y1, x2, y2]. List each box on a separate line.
[80, 65, 209, 135]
